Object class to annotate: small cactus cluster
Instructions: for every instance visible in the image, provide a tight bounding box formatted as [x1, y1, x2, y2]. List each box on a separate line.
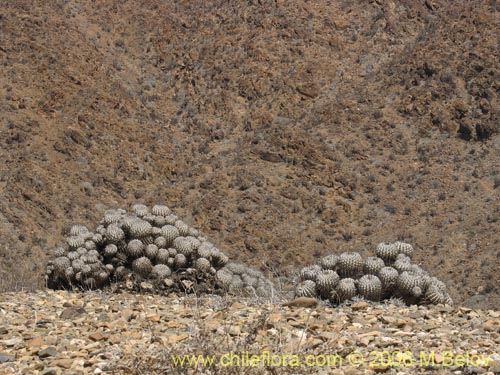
[295, 241, 453, 306]
[45, 204, 273, 297]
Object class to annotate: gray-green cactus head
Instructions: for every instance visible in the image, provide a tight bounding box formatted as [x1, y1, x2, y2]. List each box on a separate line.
[335, 278, 357, 302]
[295, 280, 317, 298]
[363, 257, 385, 275]
[337, 252, 363, 278]
[320, 254, 338, 270]
[375, 242, 399, 262]
[316, 270, 340, 298]
[299, 264, 322, 282]
[132, 257, 153, 277]
[357, 274, 382, 301]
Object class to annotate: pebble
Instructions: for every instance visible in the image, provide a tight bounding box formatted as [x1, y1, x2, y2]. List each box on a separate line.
[37, 347, 57, 358]
[0, 353, 14, 364]
[60, 306, 86, 320]
[283, 297, 318, 308]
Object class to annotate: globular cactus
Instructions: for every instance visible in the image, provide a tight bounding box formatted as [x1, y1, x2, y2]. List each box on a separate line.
[242, 274, 257, 288]
[174, 253, 187, 269]
[104, 244, 118, 257]
[71, 259, 84, 272]
[228, 275, 244, 293]
[103, 212, 123, 226]
[425, 284, 452, 305]
[145, 244, 159, 260]
[335, 278, 357, 302]
[168, 248, 177, 257]
[105, 224, 125, 243]
[337, 252, 363, 278]
[173, 237, 195, 256]
[64, 267, 75, 279]
[84, 240, 96, 251]
[67, 251, 79, 261]
[70, 225, 89, 237]
[165, 214, 178, 225]
[394, 241, 414, 258]
[295, 280, 317, 298]
[320, 254, 338, 270]
[378, 266, 399, 291]
[225, 262, 248, 275]
[83, 277, 96, 288]
[126, 239, 144, 258]
[316, 270, 340, 298]
[132, 257, 153, 277]
[143, 214, 157, 224]
[76, 247, 87, 256]
[92, 233, 104, 245]
[397, 271, 424, 298]
[212, 251, 229, 268]
[128, 219, 152, 239]
[152, 205, 171, 217]
[151, 217, 165, 229]
[216, 268, 233, 288]
[152, 264, 172, 279]
[105, 264, 114, 273]
[197, 242, 214, 259]
[186, 236, 201, 249]
[299, 264, 322, 281]
[161, 225, 179, 245]
[195, 257, 211, 273]
[393, 254, 412, 272]
[175, 220, 190, 236]
[375, 242, 399, 262]
[53, 257, 71, 277]
[115, 266, 130, 280]
[53, 247, 66, 258]
[357, 275, 382, 301]
[132, 204, 149, 217]
[113, 252, 127, 267]
[363, 257, 385, 275]
[155, 248, 170, 265]
[67, 236, 85, 250]
[154, 236, 168, 248]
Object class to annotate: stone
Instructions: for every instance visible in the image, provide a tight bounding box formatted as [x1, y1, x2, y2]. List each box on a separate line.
[483, 320, 500, 332]
[38, 347, 58, 358]
[51, 358, 74, 369]
[283, 297, 318, 308]
[89, 332, 107, 342]
[0, 338, 22, 347]
[166, 334, 189, 344]
[27, 337, 44, 348]
[60, 306, 86, 320]
[0, 353, 15, 364]
[351, 301, 369, 310]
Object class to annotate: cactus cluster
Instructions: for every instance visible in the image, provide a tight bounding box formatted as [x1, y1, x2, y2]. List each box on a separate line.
[295, 242, 453, 306]
[45, 204, 273, 297]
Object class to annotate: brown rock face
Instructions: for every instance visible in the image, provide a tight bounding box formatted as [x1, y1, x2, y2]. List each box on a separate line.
[0, 1, 498, 309]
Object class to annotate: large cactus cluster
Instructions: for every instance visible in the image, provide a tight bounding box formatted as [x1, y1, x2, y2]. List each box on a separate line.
[45, 204, 273, 297]
[295, 242, 453, 306]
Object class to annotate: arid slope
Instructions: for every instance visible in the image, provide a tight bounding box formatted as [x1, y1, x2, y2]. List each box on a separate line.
[0, 0, 498, 308]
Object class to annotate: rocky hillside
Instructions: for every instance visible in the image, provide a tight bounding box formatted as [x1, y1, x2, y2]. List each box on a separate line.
[0, 0, 499, 308]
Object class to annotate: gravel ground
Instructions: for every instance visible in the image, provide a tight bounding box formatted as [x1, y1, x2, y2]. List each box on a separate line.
[0, 290, 499, 375]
